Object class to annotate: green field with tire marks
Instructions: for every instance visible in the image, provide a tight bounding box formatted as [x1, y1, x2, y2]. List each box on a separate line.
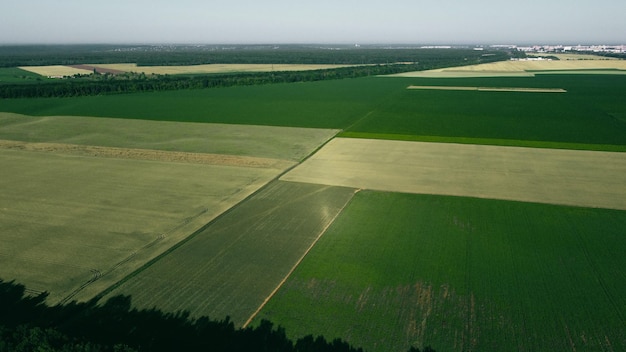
[255, 191, 626, 352]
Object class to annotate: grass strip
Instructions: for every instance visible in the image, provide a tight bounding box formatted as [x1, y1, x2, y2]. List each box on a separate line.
[337, 131, 626, 152]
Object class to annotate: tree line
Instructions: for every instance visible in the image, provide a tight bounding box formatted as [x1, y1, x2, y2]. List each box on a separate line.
[0, 44, 512, 67]
[0, 279, 435, 352]
[0, 49, 511, 99]
[0, 64, 411, 98]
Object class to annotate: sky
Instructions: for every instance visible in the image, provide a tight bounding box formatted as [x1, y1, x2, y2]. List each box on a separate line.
[1, 0, 624, 45]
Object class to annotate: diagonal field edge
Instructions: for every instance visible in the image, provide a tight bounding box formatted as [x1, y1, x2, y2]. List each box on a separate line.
[242, 188, 360, 328]
[90, 132, 343, 306]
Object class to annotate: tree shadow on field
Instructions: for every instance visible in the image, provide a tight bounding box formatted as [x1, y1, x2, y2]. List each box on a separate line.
[0, 278, 379, 352]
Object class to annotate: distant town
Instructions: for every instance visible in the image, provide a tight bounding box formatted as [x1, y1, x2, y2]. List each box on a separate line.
[489, 44, 626, 54]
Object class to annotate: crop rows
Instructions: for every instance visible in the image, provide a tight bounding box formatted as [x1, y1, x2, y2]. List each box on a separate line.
[255, 191, 626, 352]
[101, 181, 357, 325]
[2, 63, 625, 352]
[2, 74, 625, 150]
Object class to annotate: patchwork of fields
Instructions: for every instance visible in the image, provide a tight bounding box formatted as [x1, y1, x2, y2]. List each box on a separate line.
[100, 181, 357, 325]
[0, 113, 338, 304]
[18, 63, 359, 77]
[2, 57, 626, 352]
[389, 54, 626, 78]
[3, 73, 625, 150]
[0, 149, 279, 303]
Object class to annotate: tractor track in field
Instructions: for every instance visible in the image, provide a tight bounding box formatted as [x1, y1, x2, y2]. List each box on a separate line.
[0, 139, 291, 169]
[242, 187, 361, 328]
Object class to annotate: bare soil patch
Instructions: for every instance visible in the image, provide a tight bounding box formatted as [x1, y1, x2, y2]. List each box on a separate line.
[407, 85, 566, 93]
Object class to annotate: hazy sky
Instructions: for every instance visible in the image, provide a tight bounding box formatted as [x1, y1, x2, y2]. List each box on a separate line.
[1, 0, 624, 44]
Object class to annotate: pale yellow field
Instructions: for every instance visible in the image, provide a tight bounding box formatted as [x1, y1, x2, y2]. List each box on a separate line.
[0, 113, 339, 162]
[407, 85, 566, 93]
[0, 113, 339, 304]
[89, 63, 357, 75]
[18, 65, 93, 77]
[1, 149, 284, 304]
[544, 53, 621, 60]
[389, 55, 626, 78]
[281, 138, 626, 211]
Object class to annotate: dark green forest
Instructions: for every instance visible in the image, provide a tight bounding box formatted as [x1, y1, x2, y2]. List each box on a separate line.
[0, 280, 436, 352]
[0, 44, 509, 66]
[0, 45, 513, 98]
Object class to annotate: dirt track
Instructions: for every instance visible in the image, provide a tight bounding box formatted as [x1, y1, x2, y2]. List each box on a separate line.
[0, 139, 293, 169]
[407, 85, 566, 93]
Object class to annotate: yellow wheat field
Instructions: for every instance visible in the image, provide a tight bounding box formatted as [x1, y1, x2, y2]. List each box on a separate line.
[389, 54, 626, 78]
[18, 65, 93, 77]
[88, 63, 357, 75]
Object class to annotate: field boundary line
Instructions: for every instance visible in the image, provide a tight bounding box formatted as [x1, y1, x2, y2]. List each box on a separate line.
[242, 188, 361, 328]
[91, 133, 340, 305]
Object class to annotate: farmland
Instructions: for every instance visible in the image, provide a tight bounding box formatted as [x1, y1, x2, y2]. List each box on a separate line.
[0, 148, 283, 303]
[390, 55, 626, 78]
[1, 48, 626, 352]
[17, 63, 361, 78]
[345, 74, 626, 149]
[84, 63, 361, 75]
[99, 181, 357, 325]
[0, 113, 338, 304]
[2, 73, 626, 151]
[281, 138, 626, 210]
[0, 112, 339, 161]
[0, 67, 45, 83]
[255, 191, 626, 352]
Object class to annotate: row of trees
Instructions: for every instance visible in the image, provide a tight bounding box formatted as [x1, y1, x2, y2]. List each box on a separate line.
[0, 49, 512, 99]
[0, 280, 435, 352]
[0, 64, 416, 98]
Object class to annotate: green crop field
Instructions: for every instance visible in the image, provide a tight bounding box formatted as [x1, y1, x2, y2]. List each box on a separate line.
[0, 78, 408, 128]
[2, 74, 625, 150]
[343, 75, 626, 149]
[2, 65, 626, 352]
[100, 181, 357, 326]
[0, 112, 339, 161]
[0, 67, 45, 83]
[255, 191, 626, 352]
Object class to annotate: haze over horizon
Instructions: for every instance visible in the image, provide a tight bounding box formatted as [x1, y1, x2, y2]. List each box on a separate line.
[1, 0, 624, 45]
